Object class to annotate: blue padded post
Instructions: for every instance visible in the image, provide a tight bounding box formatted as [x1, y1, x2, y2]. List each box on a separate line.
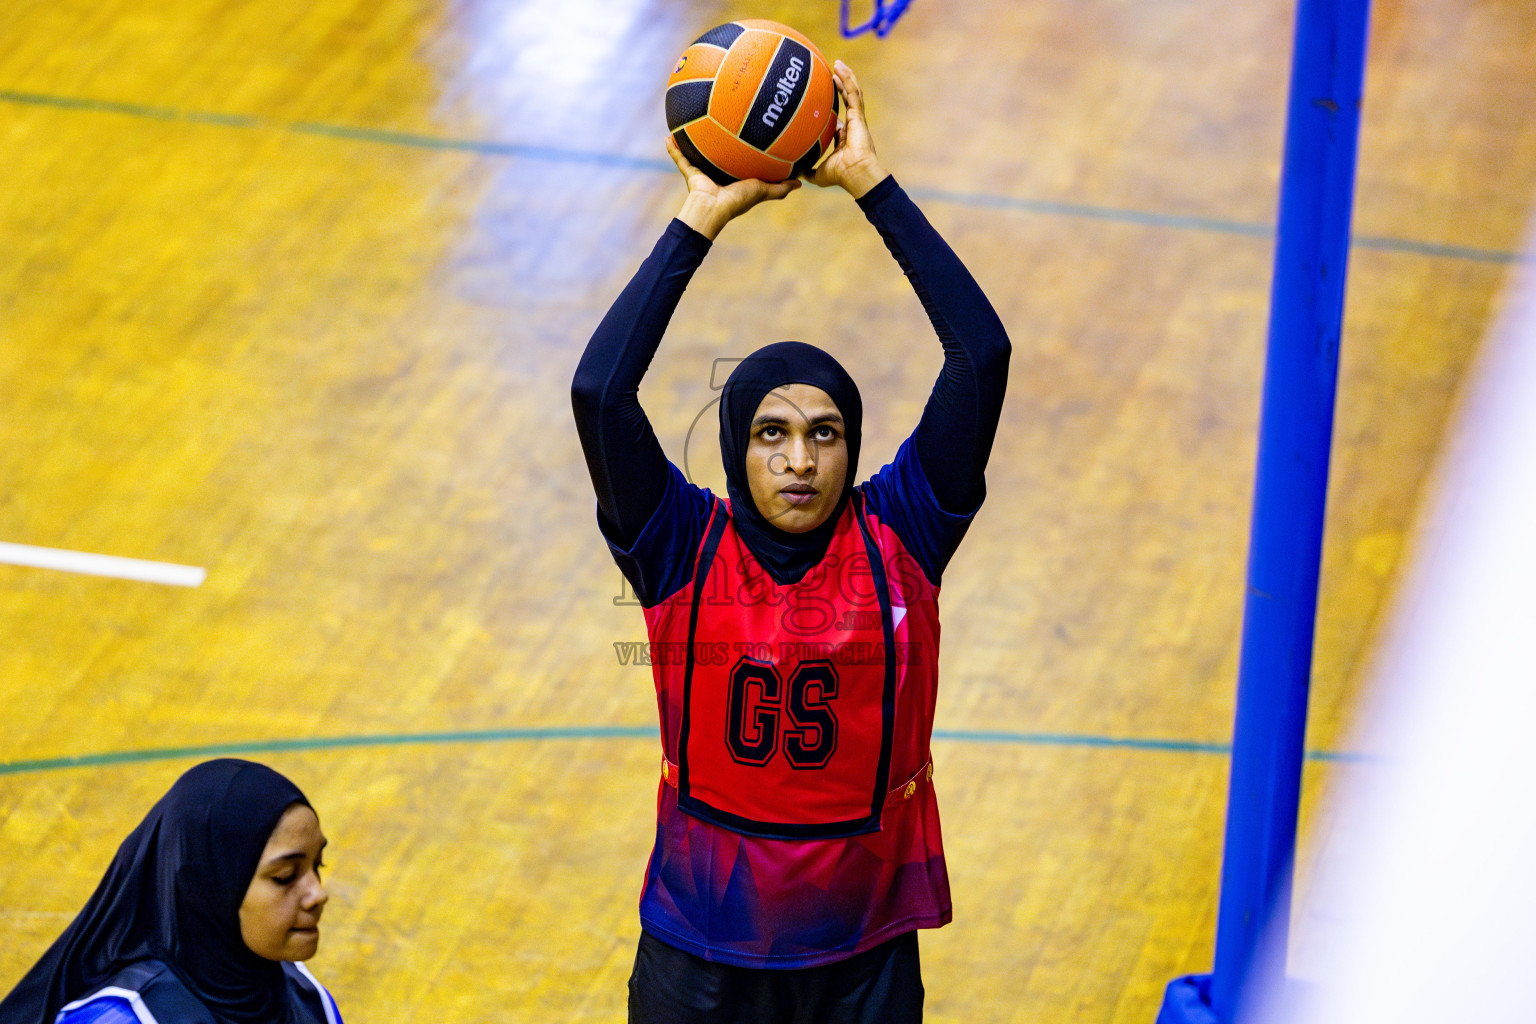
[1158, 0, 1372, 1020]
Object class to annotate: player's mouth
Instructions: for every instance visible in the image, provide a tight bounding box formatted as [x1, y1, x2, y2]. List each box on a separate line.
[780, 484, 819, 506]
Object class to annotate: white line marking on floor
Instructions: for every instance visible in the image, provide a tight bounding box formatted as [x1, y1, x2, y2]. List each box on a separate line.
[0, 542, 206, 587]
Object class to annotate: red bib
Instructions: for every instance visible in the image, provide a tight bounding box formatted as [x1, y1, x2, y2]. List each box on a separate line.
[673, 496, 896, 839]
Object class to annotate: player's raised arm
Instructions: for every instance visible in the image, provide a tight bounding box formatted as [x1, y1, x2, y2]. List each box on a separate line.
[571, 135, 795, 546]
[821, 61, 1009, 521]
[570, 220, 690, 544]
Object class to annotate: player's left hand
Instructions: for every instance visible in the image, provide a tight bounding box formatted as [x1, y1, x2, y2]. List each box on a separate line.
[810, 61, 889, 199]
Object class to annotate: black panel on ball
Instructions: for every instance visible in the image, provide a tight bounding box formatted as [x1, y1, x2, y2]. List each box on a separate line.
[739, 38, 811, 152]
[665, 81, 714, 132]
[791, 140, 822, 180]
[691, 22, 745, 50]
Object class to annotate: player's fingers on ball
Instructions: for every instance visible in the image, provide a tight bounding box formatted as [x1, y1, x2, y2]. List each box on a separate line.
[835, 75, 854, 110]
[843, 90, 865, 124]
[836, 62, 863, 104]
[832, 64, 851, 97]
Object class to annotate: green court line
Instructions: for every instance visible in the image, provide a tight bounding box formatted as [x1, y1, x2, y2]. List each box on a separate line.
[904, 186, 1276, 239]
[0, 726, 653, 776]
[0, 89, 261, 126]
[934, 728, 1372, 763]
[0, 726, 1369, 777]
[0, 88, 1522, 265]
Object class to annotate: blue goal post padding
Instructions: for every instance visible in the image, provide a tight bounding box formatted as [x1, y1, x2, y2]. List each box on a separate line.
[1157, 975, 1219, 1024]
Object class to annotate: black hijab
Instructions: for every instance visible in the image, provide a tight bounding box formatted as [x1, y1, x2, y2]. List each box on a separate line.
[0, 759, 311, 1024]
[719, 341, 863, 584]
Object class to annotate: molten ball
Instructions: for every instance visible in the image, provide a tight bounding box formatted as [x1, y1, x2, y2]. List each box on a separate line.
[666, 19, 839, 185]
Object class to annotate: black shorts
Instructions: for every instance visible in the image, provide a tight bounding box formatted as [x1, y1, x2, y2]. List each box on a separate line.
[627, 929, 924, 1024]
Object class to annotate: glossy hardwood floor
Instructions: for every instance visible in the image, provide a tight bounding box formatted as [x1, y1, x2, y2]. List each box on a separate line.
[2, 0, 1533, 1020]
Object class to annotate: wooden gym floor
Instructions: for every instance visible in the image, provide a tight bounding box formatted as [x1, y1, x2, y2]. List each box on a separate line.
[2, 0, 1532, 1020]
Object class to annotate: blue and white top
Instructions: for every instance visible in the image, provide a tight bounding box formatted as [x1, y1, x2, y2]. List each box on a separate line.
[55, 960, 341, 1024]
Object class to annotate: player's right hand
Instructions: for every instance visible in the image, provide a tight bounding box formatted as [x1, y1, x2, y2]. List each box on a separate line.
[669, 136, 800, 240]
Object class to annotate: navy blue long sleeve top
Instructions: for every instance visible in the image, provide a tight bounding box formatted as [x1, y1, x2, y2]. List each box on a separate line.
[572, 176, 1010, 600]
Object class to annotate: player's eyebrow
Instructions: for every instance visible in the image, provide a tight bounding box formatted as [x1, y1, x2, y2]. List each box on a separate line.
[752, 411, 844, 428]
[262, 838, 328, 866]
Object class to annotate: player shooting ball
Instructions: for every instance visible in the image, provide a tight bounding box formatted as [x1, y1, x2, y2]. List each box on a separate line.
[573, 60, 1010, 1024]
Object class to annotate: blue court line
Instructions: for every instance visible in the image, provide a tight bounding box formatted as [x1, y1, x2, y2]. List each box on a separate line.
[1, 88, 1522, 265]
[0, 726, 1370, 777]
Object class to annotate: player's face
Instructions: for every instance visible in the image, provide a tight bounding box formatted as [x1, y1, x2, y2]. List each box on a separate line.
[239, 803, 329, 961]
[745, 383, 848, 533]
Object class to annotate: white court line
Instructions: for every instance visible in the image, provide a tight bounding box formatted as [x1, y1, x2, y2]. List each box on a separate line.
[0, 542, 206, 587]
